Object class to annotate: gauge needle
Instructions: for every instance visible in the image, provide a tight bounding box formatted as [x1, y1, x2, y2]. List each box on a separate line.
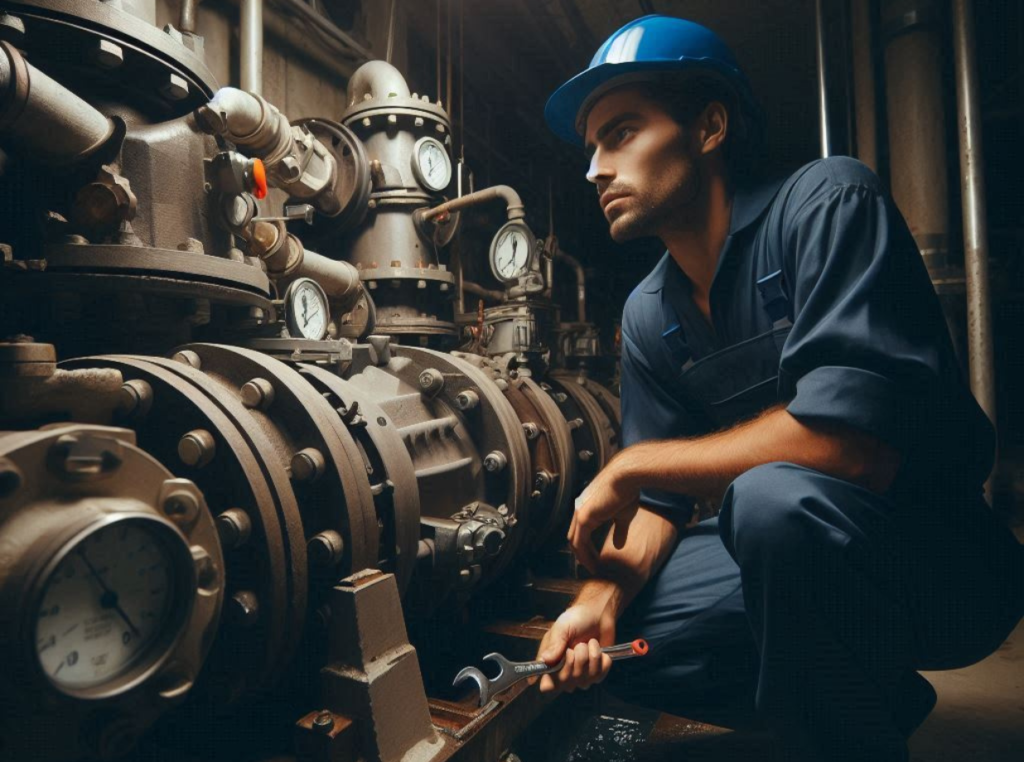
[303, 307, 320, 327]
[77, 548, 141, 638]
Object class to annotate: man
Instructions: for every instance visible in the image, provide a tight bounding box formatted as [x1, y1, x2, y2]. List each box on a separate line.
[536, 14, 1023, 761]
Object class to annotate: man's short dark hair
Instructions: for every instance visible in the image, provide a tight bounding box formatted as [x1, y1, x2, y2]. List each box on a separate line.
[638, 75, 763, 182]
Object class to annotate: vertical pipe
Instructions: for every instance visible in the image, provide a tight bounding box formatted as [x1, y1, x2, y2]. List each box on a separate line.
[240, 0, 263, 95]
[436, 0, 442, 103]
[882, 0, 949, 272]
[459, 0, 465, 162]
[179, 0, 201, 34]
[951, 0, 997, 434]
[815, 0, 833, 157]
[446, 0, 453, 115]
[386, 0, 398, 64]
[850, 0, 879, 171]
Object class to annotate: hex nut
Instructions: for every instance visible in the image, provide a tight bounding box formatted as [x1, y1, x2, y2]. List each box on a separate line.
[178, 429, 216, 468]
[163, 490, 199, 527]
[190, 546, 218, 591]
[94, 39, 124, 69]
[161, 73, 189, 101]
[522, 422, 540, 440]
[116, 379, 153, 418]
[240, 378, 275, 410]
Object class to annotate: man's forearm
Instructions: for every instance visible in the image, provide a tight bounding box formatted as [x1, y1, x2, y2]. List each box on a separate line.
[575, 506, 680, 619]
[618, 406, 901, 502]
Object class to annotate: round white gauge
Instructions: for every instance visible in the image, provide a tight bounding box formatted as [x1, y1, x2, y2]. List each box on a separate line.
[34, 519, 186, 693]
[285, 278, 330, 340]
[412, 136, 452, 191]
[489, 221, 535, 283]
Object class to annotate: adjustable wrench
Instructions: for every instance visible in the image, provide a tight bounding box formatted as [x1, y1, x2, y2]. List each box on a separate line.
[453, 639, 649, 707]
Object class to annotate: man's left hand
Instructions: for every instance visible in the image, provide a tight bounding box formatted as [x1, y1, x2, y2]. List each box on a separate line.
[568, 452, 641, 572]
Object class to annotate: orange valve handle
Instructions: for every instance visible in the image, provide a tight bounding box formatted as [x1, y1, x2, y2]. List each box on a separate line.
[251, 158, 268, 200]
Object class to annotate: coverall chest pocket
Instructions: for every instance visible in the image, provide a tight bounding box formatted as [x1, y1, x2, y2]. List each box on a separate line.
[675, 326, 791, 429]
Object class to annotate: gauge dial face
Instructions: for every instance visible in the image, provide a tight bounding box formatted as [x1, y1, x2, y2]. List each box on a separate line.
[34, 521, 181, 692]
[490, 223, 533, 283]
[413, 137, 452, 191]
[286, 278, 329, 340]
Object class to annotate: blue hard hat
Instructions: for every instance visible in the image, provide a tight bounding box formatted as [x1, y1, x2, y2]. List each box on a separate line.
[544, 15, 763, 147]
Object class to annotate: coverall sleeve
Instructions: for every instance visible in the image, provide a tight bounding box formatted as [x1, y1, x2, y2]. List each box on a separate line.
[620, 304, 697, 521]
[778, 160, 993, 479]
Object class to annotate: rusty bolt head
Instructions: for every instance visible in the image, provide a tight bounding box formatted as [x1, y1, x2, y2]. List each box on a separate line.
[455, 389, 479, 411]
[552, 392, 568, 404]
[483, 451, 507, 473]
[190, 545, 218, 590]
[240, 378, 275, 410]
[522, 422, 540, 440]
[568, 417, 584, 431]
[0, 457, 23, 499]
[116, 379, 153, 419]
[307, 530, 345, 567]
[177, 429, 216, 468]
[161, 73, 189, 101]
[290, 447, 326, 483]
[313, 711, 335, 734]
[94, 39, 124, 69]
[228, 590, 260, 627]
[216, 508, 252, 549]
[578, 449, 594, 462]
[418, 368, 444, 396]
[172, 349, 202, 369]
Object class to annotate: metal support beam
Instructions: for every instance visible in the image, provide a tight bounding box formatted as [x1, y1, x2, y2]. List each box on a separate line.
[815, 0, 833, 157]
[240, 0, 262, 94]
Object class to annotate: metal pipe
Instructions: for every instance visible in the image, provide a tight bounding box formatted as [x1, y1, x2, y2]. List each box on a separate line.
[0, 42, 114, 166]
[952, 0, 997, 434]
[462, 281, 505, 303]
[446, 0, 454, 114]
[419, 185, 525, 222]
[882, 0, 950, 271]
[553, 249, 587, 324]
[270, 0, 374, 61]
[240, 0, 263, 95]
[179, 0, 202, 33]
[386, 0, 398, 63]
[849, 0, 878, 171]
[814, 0, 833, 157]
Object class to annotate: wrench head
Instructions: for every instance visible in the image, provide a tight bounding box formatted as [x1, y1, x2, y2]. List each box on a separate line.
[453, 665, 491, 707]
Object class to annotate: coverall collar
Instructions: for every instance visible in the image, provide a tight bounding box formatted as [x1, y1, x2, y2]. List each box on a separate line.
[641, 174, 786, 294]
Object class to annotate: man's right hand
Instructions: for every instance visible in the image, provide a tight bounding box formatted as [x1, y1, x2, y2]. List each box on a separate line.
[536, 581, 619, 694]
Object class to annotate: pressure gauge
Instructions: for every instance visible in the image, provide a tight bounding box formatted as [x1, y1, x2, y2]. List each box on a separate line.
[489, 221, 536, 283]
[284, 278, 330, 340]
[412, 136, 452, 191]
[33, 517, 193, 695]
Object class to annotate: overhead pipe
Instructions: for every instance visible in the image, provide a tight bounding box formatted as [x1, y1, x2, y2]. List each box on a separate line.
[462, 281, 505, 303]
[240, 0, 263, 95]
[951, 0, 997, 435]
[849, 0, 878, 171]
[0, 42, 114, 166]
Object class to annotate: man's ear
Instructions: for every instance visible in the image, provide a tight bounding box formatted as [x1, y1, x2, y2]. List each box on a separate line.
[698, 101, 729, 156]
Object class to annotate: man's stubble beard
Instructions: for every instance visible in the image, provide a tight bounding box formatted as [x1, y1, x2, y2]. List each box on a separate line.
[606, 156, 703, 243]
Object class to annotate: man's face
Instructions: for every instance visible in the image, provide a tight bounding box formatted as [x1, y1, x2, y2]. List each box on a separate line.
[583, 86, 700, 242]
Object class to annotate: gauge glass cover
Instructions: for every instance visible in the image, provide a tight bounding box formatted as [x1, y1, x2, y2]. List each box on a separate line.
[413, 137, 452, 191]
[34, 521, 180, 691]
[490, 223, 533, 283]
[286, 278, 329, 340]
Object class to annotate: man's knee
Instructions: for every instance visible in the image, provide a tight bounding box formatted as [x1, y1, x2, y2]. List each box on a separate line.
[718, 462, 826, 565]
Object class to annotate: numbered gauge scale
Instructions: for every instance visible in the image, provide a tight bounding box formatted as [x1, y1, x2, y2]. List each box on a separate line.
[31, 514, 196, 697]
[489, 221, 537, 283]
[284, 278, 330, 340]
[411, 136, 452, 191]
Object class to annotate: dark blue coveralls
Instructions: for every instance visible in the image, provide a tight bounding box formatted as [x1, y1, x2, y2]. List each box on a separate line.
[606, 157, 1024, 760]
